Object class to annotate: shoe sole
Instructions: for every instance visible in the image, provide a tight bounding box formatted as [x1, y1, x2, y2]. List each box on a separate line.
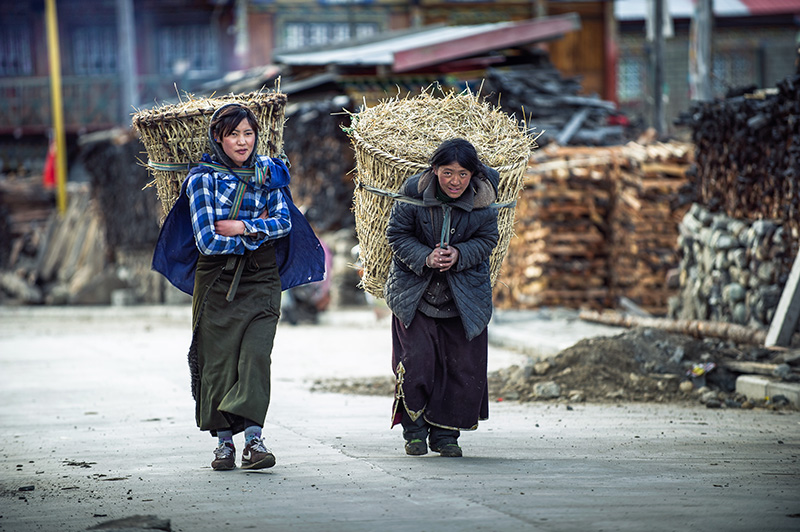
[430, 445, 462, 457]
[438, 449, 462, 457]
[241, 455, 276, 470]
[405, 446, 428, 456]
[212, 463, 236, 471]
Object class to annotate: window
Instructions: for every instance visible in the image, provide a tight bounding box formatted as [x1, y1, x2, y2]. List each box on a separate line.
[712, 51, 755, 96]
[618, 55, 646, 102]
[0, 23, 33, 76]
[73, 26, 117, 75]
[282, 21, 378, 50]
[157, 24, 219, 77]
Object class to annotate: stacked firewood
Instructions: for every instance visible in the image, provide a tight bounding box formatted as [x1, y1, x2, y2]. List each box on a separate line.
[494, 146, 615, 310]
[0, 183, 121, 305]
[78, 128, 162, 250]
[494, 140, 694, 313]
[609, 142, 695, 314]
[282, 97, 356, 232]
[0, 176, 55, 268]
[677, 72, 800, 262]
[483, 53, 626, 147]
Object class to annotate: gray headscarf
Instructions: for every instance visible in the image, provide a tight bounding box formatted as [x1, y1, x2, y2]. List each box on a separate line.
[207, 103, 259, 169]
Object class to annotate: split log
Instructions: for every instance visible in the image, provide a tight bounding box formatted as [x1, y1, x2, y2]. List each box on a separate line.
[720, 360, 800, 376]
[579, 309, 800, 347]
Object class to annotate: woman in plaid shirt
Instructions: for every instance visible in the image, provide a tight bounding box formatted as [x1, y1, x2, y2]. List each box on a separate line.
[185, 103, 299, 471]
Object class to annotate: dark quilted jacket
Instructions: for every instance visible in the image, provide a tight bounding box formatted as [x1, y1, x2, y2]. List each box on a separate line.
[384, 167, 500, 341]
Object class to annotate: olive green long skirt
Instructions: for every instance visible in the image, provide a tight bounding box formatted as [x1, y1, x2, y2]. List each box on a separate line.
[188, 243, 281, 435]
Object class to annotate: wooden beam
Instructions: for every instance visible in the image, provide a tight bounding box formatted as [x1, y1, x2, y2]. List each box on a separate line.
[392, 13, 581, 73]
[766, 249, 800, 347]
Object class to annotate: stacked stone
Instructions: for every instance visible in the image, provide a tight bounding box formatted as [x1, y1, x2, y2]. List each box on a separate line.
[669, 203, 793, 330]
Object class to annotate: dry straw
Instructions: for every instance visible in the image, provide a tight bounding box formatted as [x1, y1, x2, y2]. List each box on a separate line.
[132, 89, 287, 216]
[346, 86, 537, 298]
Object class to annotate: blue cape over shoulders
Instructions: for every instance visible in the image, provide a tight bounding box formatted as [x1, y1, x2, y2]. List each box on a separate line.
[151, 156, 326, 295]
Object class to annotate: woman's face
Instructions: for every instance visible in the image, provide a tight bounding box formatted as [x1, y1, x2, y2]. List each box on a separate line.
[435, 161, 473, 199]
[219, 117, 255, 167]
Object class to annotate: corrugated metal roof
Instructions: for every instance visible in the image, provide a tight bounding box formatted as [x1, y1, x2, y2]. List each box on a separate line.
[274, 22, 515, 67]
[739, 0, 800, 15]
[614, 0, 799, 20]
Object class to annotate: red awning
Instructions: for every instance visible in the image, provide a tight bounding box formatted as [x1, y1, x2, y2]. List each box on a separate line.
[392, 13, 580, 73]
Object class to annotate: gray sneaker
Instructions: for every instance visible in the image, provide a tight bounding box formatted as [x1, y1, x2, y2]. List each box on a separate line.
[241, 437, 276, 469]
[211, 442, 236, 471]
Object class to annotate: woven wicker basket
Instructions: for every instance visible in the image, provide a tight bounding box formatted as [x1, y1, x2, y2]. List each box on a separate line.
[132, 91, 287, 216]
[350, 131, 529, 299]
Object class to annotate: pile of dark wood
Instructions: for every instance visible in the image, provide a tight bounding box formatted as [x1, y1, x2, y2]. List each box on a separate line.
[483, 59, 626, 147]
[78, 128, 162, 251]
[493, 140, 694, 314]
[677, 71, 800, 263]
[282, 97, 356, 232]
[0, 176, 55, 270]
[0, 181, 122, 305]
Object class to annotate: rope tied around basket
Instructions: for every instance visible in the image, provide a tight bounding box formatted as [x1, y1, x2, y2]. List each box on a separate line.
[355, 182, 517, 249]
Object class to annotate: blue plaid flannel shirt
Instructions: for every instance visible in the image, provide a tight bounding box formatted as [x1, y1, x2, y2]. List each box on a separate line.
[186, 168, 291, 256]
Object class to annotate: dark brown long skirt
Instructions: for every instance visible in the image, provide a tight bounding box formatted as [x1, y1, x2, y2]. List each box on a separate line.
[391, 312, 489, 431]
[188, 243, 281, 435]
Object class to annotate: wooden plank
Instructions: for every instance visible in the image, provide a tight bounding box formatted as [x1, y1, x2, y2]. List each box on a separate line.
[766, 249, 800, 347]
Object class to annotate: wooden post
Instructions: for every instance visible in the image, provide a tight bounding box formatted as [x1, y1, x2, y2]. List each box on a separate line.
[45, 0, 67, 215]
[765, 249, 800, 347]
[689, 0, 713, 102]
[116, 0, 138, 121]
[653, 0, 666, 135]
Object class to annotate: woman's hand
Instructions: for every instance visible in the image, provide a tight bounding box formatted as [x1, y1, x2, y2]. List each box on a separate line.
[215, 219, 246, 237]
[426, 244, 459, 272]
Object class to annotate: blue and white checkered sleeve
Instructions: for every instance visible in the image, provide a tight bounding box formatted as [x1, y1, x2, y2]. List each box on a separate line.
[242, 188, 292, 243]
[186, 172, 244, 256]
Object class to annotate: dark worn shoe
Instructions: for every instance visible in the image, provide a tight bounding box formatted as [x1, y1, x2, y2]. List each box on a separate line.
[241, 437, 276, 470]
[430, 441, 462, 457]
[404, 439, 428, 456]
[211, 442, 236, 471]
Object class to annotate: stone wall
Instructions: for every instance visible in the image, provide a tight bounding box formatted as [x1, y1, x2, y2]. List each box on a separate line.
[669, 204, 794, 330]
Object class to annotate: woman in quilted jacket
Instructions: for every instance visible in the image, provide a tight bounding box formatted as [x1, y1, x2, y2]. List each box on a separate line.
[384, 138, 499, 458]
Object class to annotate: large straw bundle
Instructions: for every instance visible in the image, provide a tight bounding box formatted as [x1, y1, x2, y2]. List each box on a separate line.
[347, 87, 536, 299]
[132, 90, 287, 216]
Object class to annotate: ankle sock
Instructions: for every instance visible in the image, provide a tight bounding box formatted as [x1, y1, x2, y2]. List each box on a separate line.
[217, 430, 233, 446]
[244, 424, 262, 444]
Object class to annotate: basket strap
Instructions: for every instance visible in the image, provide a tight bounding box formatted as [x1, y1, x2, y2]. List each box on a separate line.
[356, 183, 517, 210]
[357, 183, 515, 250]
[147, 160, 257, 176]
[149, 159, 250, 298]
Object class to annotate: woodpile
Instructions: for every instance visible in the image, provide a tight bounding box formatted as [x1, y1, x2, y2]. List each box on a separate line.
[493, 138, 694, 313]
[78, 128, 166, 303]
[483, 51, 626, 147]
[282, 97, 357, 232]
[0, 176, 55, 269]
[669, 71, 800, 329]
[78, 128, 162, 250]
[677, 72, 800, 263]
[610, 141, 695, 314]
[0, 182, 123, 305]
[494, 146, 614, 310]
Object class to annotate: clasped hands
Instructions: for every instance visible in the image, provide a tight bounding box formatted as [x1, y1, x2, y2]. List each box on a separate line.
[426, 244, 458, 272]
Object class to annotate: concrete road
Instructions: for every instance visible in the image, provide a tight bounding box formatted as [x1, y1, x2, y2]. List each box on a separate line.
[1, 306, 798, 532]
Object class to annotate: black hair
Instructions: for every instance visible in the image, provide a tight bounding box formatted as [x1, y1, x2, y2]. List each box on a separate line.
[428, 138, 485, 177]
[210, 104, 260, 140]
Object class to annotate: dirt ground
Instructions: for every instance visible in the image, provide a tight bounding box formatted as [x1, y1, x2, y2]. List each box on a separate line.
[312, 327, 800, 410]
